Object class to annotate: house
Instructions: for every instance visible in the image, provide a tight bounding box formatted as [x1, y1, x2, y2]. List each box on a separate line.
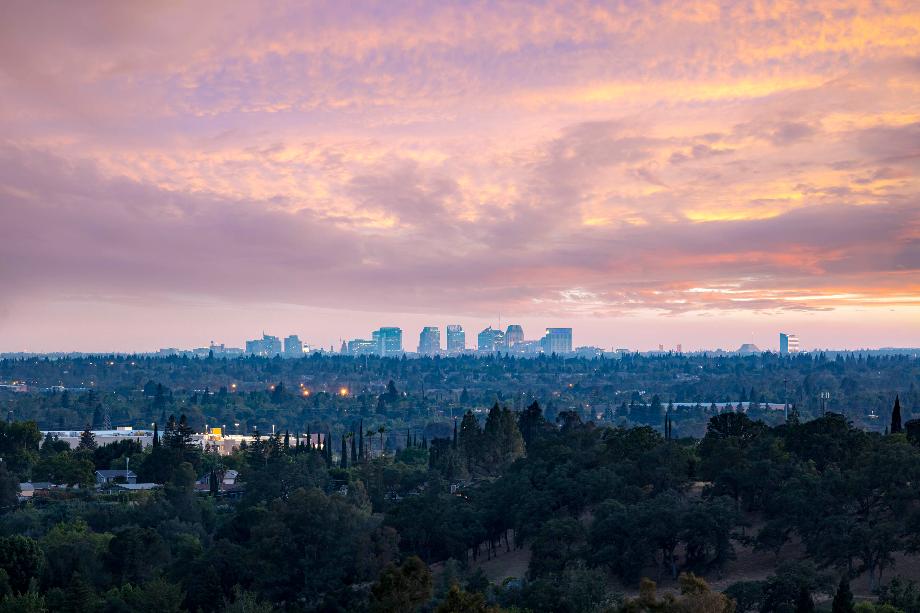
[116, 483, 159, 491]
[95, 469, 137, 485]
[18, 482, 58, 501]
[194, 469, 241, 493]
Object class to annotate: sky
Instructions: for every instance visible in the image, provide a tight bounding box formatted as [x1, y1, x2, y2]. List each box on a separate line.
[1, 1, 918, 353]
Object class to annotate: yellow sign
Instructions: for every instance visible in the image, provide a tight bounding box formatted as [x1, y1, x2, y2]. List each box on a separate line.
[211, 427, 222, 437]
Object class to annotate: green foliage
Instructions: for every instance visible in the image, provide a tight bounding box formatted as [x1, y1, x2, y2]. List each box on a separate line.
[833, 577, 855, 613]
[0, 535, 45, 594]
[371, 555, 432, 613]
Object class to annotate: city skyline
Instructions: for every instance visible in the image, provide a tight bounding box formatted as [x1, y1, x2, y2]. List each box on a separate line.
[1, 2, 918, 352]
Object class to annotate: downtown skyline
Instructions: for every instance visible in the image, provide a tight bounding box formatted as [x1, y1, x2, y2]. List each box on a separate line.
[1, 1, 919, 352]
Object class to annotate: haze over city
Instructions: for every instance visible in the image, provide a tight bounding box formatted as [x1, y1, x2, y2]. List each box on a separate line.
[1, 1, 918, 352]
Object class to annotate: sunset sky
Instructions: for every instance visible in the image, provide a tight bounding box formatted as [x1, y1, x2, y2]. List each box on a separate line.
[1, 1, 918, 352]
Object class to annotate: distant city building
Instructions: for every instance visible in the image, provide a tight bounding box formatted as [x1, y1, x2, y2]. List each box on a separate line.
[516, 340, 543, 355]
[779, 333, 800, 355]
[541, 328, 573, 354]
[736, 343, 761, 355]
[208, 343, 243, 358]
[418, 327, 441, 355]
[373, 327, 403, 356]
[676, 344, 682, 353]
[477, 326, 504, 352]
[504, 325, 524, 349]
[245, 334, 282, 357]
[446, 325, 465, 353]
[284, 335, 304, 358]
[347, 339, 377, 356]
[574, 346, 603, 358]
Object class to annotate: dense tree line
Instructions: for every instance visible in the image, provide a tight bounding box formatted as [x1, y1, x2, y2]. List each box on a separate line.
[0, 354, 918, 610]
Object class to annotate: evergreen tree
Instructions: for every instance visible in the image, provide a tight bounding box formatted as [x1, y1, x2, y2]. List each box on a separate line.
[77, 427, 96, 451]
[891, 395, 903, 434]
[209, 469, 219, 496]
[832, 577, 854, 613]
[340, 435, 348, 469]
[152, 422, 160, 448]
[518, 400, 545, 448]
[283, 430, 290, 450]
[795, 586, 815, 613]
[359, 420, 365, 462]
[177, 414, 195, 449]
[350, 434, 358, 465]
[62, 572, 95, 613]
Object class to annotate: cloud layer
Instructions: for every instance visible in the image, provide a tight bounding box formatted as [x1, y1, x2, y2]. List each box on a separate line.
[1, 1, 918, 350]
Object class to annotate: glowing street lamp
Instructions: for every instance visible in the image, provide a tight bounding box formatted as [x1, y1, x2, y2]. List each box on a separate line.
[339, 387, 349, 397]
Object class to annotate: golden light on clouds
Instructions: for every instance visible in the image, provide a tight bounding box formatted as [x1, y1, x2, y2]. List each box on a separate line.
[0, 0, 918, 350]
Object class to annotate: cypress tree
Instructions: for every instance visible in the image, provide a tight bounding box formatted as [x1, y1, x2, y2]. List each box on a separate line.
[350, 433, 357, 464]
[209, 469, 219, 496]
[795, 586, 815, 613]
[358, 419, 365, 462]
[283, 429, 290, 450]
[452, 418, 458, 449]
[891, 395, 903, 434]
[340, 434, 348, 469]
[152, 422, 160, 448]
[831, 577, 854, 613]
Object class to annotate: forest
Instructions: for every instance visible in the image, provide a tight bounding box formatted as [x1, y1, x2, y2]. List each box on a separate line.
[0, 354, 917, 611]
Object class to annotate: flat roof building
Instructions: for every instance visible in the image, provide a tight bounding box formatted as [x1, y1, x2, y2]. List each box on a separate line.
[446, 325, 465, 353]
[418, 327, 441, 355]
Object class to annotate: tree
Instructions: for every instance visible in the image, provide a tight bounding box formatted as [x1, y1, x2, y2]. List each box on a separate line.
[891, 396, 902, 434]
[832, 577, 855, 613]
[340, 434, 349, 469]
[435, 584, 499, 613]
[0, 536, 45, 594]
[796, 586, 816, 613]
[77, 427, 96, 451]
[61, 572, 96, 613]
[152, 422, 160, 448]
[371, 556, 432, 613]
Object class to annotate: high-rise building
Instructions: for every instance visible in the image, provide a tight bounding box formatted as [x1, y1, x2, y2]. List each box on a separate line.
[541, 328, 572, 354]
[284, 335, 304, 358]
[245, 334, 282, 357]
[347, 339, 377, 356]
[418, 326, 441, 355]
[373, 327, 403, 356]
[446, 325, 465, 353]
[477, 326, 504, 352]
[779, 333, 800, 355]
[504, 325, 524, 349]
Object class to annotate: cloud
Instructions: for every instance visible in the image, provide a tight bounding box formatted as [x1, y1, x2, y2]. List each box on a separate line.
[0, 0, 918, 348]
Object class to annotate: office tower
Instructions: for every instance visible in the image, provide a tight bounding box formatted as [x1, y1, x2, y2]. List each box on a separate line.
[541, 328, 573, 354]
[347, 339, 377, 356]
[779, 333, 800, 355]
[477, 326, 504, 352]
[284, 335, 304, 358]
[373, 327, 403, 356]
[418, 326, 441, 355]
[446, 325, 465, 353]
[245, 334, 282, 357]
[504, 324, 524, 349]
